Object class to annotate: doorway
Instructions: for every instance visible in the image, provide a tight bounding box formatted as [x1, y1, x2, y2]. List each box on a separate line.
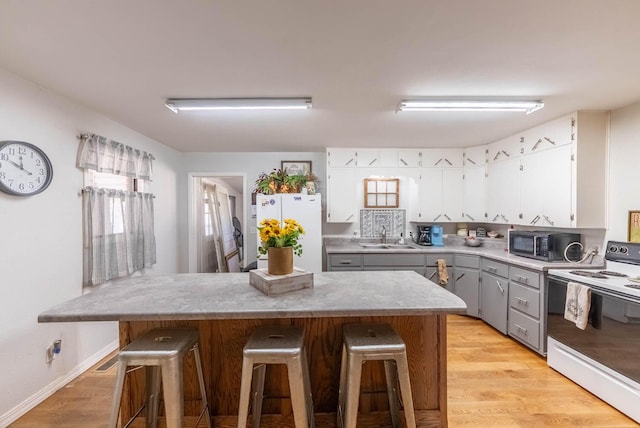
[188, 173, 247, 273]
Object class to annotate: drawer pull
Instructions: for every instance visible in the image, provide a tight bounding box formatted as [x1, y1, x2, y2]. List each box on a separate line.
[516, 275, 528, 283]
[456, 273, 465, 281]
[488, 266, 497, 273]
[515, 297, 528, 306]
[339, 260, 353, 265]
[496, 280, 505, 293]
[515, 324, 528, 335]
[429, 271, 437, 280]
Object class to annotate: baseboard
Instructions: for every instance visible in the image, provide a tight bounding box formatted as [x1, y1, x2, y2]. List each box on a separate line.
[0, 339, 118, 427]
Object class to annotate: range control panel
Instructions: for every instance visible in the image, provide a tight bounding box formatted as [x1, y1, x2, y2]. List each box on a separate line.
[605, 241, 640, 265]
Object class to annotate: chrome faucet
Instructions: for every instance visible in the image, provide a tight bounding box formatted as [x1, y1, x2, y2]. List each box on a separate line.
[380, 226, 387, 244]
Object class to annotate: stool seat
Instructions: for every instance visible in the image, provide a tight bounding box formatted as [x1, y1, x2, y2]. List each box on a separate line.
[238, 325, 315, 428]
[109, 327, 211, 428]
[338, 323, 416, 428]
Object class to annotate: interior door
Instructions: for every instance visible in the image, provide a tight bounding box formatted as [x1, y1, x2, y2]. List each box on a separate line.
[212, 184, 241, 272]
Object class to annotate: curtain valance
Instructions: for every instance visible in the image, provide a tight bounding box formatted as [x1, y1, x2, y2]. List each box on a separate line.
[77, 133, 154, 180]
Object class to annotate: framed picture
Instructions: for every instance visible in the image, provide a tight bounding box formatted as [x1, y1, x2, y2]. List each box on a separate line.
[281, 160, 312, 176]
[629, 210, 640, 242]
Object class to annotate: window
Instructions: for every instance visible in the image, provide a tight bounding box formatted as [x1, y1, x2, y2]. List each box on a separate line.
[364, 178, 399, 208]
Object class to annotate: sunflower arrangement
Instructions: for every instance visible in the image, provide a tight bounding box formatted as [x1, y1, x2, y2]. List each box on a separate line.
[257, 218, 305, 256]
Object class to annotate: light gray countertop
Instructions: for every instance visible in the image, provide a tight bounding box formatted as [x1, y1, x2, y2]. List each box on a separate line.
[38, 271, 467, 323]
[324, 238, 603, 271]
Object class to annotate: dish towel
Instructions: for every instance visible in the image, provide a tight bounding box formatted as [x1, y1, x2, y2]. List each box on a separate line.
[437, 259, 449, 286]
[564, 281, 591, 330]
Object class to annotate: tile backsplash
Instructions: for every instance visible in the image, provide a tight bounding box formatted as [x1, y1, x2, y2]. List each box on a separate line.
[360, 209, 406, 238]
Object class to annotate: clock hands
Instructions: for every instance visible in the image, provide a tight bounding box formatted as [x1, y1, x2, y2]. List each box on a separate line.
[5, 157, 33, 175]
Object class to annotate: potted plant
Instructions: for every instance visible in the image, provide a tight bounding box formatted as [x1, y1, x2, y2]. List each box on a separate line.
[257, 218, 305, 274]
[254, 168, 308, 194]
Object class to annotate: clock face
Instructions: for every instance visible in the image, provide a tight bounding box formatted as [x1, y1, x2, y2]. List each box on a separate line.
[0, 141, 53, 196]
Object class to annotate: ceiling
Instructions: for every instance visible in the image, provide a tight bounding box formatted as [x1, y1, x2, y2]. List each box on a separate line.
[1, 1, 640, 153]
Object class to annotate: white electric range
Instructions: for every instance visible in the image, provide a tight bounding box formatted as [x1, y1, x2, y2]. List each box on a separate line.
[547, 241, 640, 423]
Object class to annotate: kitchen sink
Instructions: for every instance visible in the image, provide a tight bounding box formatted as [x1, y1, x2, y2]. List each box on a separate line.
[359, 243, 416, 249]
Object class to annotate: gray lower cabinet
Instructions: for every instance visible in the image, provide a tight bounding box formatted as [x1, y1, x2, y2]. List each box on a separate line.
[453, 255, 480, 317]
[328, 253, 363, 271]
[480, 259, 509, 334]
[425, 254, 454, 292]
[362, 253, 426, 276]
[508, 266, 543, 353]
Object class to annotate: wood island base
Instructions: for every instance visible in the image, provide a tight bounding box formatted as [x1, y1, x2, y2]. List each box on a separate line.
[119, 315, 448, 428]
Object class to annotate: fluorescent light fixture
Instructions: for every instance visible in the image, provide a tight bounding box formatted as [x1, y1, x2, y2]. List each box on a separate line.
[165, 97, 312, 112]
[398, 99, 544, 114]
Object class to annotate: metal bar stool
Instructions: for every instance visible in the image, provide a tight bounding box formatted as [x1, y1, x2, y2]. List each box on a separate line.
[109, 327, 212, 428]
[338, 323, 416, 428]
[237, 325, 315, 428]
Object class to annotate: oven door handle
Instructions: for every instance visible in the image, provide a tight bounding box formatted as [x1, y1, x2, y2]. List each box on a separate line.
[549, 275, 640, 305]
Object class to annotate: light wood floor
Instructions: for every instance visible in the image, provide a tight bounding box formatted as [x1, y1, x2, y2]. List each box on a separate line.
[9, 315, 637, 427]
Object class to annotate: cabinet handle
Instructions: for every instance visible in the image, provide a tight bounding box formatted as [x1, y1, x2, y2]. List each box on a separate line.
[345, 158, 354, 166]
[467, 158, 477, 165]
[429, 271, 437, 280]
[434, 158, 443, 166]
[532, 138, 542, 151]
[444, 214, 451, 221]
[456, 273, 465, 281]
[516, 275, 528, 283]
[434, 214, 442, 221]
[515, 296, 528, 306]
[444, 158, 453, 166]
[345, 214, 354, 221]
[339, 260, 353, 265]
[492, 214, 500, 221]
[544, 137, 556, 145]
[500, 214, 509, 222]
[530, 215, 540, 225]
[496, 280, 505, 293]
[487, 266, 498, 273]
[543, 215, 554, 226]
[465, 213, 476, 221]
[368, 158, 377, 166]
[400, 158, 408, 166]
[515, 324, 528, 335]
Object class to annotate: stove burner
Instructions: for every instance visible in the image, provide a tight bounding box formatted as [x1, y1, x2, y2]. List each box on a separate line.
[570, 270, 608, 279]
[624, 283, 640, 289]
[598, 270, 628, 277]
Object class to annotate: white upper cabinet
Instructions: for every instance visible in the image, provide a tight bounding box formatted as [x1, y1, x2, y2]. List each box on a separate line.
[356, 149, 399, 167]
[327, 148, 357, 167]
[422, 148, 464, 168]
[397, 149, 422, 167]
[463, 145, 487, 223]
[326, 167, 357, 222]
[521, 113, 573, 155]
[487, 137, 521, 224]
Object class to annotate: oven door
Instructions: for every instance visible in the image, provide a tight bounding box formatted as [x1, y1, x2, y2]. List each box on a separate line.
[547, 275, 640, 384]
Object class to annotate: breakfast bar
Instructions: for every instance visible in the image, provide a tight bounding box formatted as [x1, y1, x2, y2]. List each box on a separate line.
[38, 271, 466, 427]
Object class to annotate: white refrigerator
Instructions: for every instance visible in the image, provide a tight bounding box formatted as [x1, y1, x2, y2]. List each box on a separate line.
[256, 193, 322, 273]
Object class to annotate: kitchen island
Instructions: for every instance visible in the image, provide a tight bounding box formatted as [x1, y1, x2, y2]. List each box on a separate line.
[39, 271, 466, 427]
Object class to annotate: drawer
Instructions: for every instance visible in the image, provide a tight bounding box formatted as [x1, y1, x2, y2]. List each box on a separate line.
[481, 258, 508, 278]
[363, 254, 425, 267]
[509, 266, 540, 289]
[329, 254, 363, 269]
[455, 254, 480, 269]
[426, 254, 453, 266]
[509, 282, 540, 319]
[508, 309, 540, 350]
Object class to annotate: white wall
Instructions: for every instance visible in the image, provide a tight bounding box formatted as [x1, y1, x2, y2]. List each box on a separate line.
[607, 101, 640, 242]
[180, 153, 325, 270]
[0, 68, 181, 425]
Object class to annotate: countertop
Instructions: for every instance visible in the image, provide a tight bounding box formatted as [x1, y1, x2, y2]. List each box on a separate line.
[324, 238, 604, 272]
[38, 271, 467, 323]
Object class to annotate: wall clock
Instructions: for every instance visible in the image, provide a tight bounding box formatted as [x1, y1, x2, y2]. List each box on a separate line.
[0, 140, 53, 196]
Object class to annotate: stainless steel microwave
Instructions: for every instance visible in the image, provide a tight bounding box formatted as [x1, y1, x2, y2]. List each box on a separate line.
[508, 231, 582, 261]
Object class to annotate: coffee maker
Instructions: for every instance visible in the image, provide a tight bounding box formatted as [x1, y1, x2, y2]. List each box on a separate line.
[416, 226, 432, 246]
[430, 225, 444, 247]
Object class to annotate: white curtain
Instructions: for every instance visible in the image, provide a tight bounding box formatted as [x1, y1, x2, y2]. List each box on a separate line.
[82, 187, 156, 286]
[77, 133, 154, 179]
